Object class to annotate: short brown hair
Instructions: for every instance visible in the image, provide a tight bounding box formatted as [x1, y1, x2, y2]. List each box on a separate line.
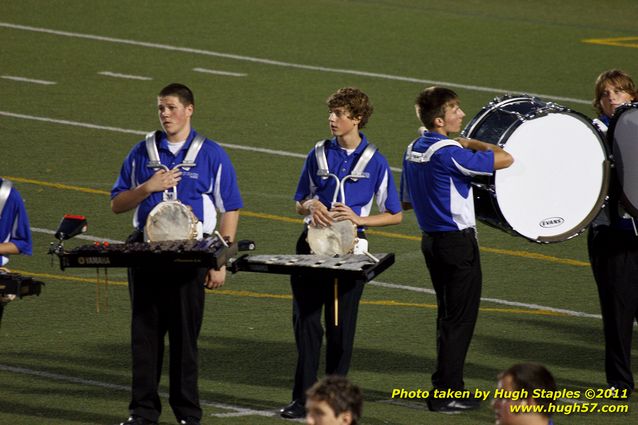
[159, 83, 195, 107]
[499, 363, 557, 417]
[593, 69, 637, 116]
[327, 87, 374, 129]
[415, 86, 459, 129]
[306, 375, 363, 425]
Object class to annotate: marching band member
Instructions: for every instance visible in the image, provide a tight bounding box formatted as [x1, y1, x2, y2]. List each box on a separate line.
[588, 69, 638, 397]
[281, 87, 402, 419]
[111, 83, 242, 425]
[0, 177, 33, 319]
[400, 86, 513, 413]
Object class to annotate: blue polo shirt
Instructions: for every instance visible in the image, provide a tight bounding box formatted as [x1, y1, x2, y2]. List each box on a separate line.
[400, 132, 494, 232]
[294, 134, 401, 219]
[0, 179, 33, 266]
[111, 129, 243, 234]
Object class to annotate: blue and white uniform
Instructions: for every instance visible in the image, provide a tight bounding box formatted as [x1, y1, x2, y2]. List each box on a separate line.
[111, 129, 243, 234]
[400, 131, 496, 396]
[288, 133, 401, 404]
[111, 129, 242, 424]
[400, 131, 493, 232]
[294, 134, 402, 218]
[0, 178, 32, 266]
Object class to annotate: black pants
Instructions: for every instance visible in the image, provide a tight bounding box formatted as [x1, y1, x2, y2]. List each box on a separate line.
[422, 228, 482, 390]
[127, 265, 207, 422]
[289, 229, 365, 402]
[588, 226, 638, 391]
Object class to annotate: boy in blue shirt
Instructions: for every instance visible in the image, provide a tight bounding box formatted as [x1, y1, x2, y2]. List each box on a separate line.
[281, 87, 402, 419]
[111, 83, 242, 425]
[401, 86, 513, 413]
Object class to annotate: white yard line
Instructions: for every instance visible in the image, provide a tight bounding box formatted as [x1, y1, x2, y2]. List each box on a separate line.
[0, 110, 312, 161]
[0, 21, 591, 105]
[98, 71, 153, 81]
[193, 67, 246, 77]
[1, 75, 56, 85]
[368, 280, 602, 319]
[0, 364, 277, 418]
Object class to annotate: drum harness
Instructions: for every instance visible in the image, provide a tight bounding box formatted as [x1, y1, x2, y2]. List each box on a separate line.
[404, 138, 462, 164]
[145, 130, 206, 199]
[315, 139, 378, 206]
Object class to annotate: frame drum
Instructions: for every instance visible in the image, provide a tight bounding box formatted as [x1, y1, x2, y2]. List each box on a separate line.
[462, 95, 610, 242]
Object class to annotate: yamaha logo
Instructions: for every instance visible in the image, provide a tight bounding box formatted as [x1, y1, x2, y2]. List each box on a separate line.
[77, 256, 111, 265]
[539, 217, 564, 228]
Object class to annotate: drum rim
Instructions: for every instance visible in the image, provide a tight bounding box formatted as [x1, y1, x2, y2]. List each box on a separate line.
[461, 94, 547, 139]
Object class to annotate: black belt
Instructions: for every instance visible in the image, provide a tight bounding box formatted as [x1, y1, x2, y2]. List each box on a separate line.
[423, 227, 475, 238]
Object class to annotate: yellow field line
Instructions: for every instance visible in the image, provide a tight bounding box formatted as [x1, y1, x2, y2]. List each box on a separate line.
[12, 269, 567, 317]
[582, 36, 638, 49]
[8, 175, 589, 267]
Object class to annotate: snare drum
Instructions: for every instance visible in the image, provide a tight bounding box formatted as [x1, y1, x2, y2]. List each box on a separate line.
[608, 102, 638, 218]
[461, 95, 610, 243]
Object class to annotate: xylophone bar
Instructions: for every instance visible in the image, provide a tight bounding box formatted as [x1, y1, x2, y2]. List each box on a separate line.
[56, 237, 241, 270]
[229, 253, 395, 282]
[0, 273, 44, 298]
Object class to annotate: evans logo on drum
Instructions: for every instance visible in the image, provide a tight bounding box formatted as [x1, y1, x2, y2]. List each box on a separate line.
[539, 217, 565, 228]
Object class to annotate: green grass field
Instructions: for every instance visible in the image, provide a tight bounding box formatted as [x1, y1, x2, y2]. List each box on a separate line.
[1, 0, 638, 424]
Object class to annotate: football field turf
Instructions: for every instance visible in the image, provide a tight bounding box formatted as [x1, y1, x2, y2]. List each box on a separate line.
[1, 1, 637, 424]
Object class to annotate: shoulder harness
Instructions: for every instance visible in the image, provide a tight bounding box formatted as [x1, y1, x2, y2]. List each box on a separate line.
[145, 131, 206, 171]
[0, 179, 13, 219]
[405, 138, 462, 163]
[314, 139, 378, 181]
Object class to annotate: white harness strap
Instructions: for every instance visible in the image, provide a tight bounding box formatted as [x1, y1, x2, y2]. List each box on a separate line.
[313, 139, 378, 205]
[405, 139, 462, 163]
[180, 134, 206, 170]
[145, 131, 163, 169]
[145, 132, 207, 171]
[314, 139, 331, 178]
[350, 143, 378, 181]
[314, 139, 378, 180]
[0, 179, 13, 219]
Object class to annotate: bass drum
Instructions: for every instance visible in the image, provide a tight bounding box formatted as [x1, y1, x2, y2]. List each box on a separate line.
[608, 102, 638, 218]
[461, 95, 610, 243]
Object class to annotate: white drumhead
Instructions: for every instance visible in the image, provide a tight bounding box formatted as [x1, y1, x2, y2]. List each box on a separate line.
[494, 113, 608, 241]
[307, 220, 356, 256]
[144, 201, 200, 242]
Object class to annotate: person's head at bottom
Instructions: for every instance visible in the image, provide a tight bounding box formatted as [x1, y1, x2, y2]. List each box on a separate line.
[493, 363, 557, 425]
[305, 375, 363, 425]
